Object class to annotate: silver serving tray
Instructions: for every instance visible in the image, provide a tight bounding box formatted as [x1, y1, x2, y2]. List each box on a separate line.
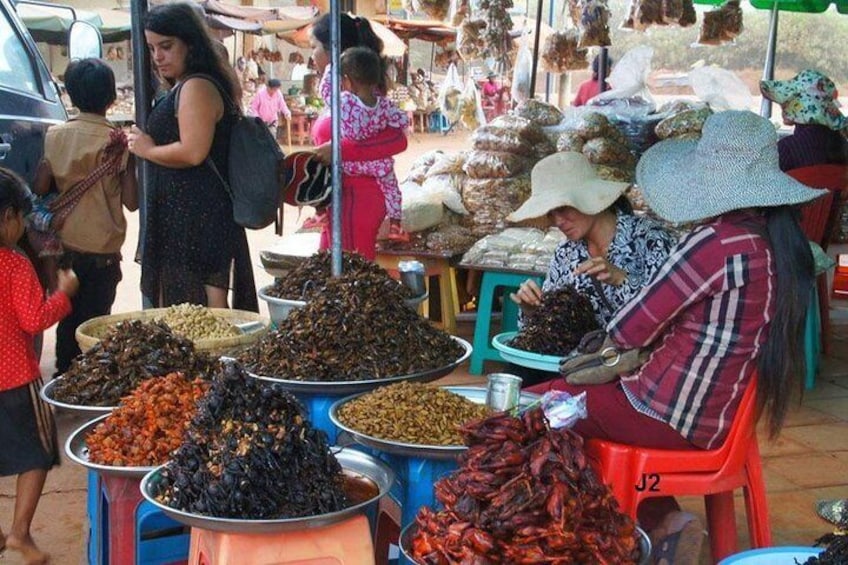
[399, 522, 652, 565]
[329, 386, 541, 460]
[139, 449, 394, 534]
[64, 414, 158, 478]
[247, 336, 472, 395]
[40, 376, 117, 416]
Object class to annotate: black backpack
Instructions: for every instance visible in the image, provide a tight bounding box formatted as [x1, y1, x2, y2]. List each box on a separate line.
[174, 75, 284, 230]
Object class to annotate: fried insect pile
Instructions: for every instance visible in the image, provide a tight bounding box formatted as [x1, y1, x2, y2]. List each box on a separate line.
[263, 251, 414, 301]
[240, 272, 464, 382]
[510, 286, 599, 356]
[152, 362, 346, 519]
[86, 372, 210, 467]
[55, 320, 214, 407]
[801, 518, 848, 565]
[411, 409, 640, 564]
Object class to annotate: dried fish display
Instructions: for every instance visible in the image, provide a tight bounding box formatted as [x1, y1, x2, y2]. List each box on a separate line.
[54, 320, 214, 407]
[411, 409, 640, 563]
[86, 373, 209, 467]
[263, 251, 413, 301]
[240, 272, 465, 381]
[160, 303, 240, 340]
[509, 286, 599, 356]
[337, 383, 491, 445]
[541, 30, 588, 73]
[699, 0, 743, 45]
[152, 362, 346, 519]
[480, 0, 514, 67]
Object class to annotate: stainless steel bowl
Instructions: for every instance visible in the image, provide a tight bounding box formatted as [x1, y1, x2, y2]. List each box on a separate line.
[139, 448, 394, 534]
[399, 522, 652, 565]
[64, 414, 157, 479]
[329, 386, 540, 460]
[248, 336, 472, 396]
[40, 377, 116, 416]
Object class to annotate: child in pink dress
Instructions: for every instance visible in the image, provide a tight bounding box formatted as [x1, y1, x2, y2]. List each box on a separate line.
[317, 47, 410, 242]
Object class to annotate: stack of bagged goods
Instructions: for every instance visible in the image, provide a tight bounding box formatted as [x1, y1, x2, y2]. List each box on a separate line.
[461, 227, 564, 272]
[654, 101, 713, 141]
[410, 409, 641, 563]
[698, 0, 743, 46]
[461, 114, 555, 236]
[622, 0, 696, 30]
[52, 320, 215, 407]
[541, 29, 588, 73]
[514, 99, 565, 129]
[556, 112, 637, 183]
[151, 362, 348, 519]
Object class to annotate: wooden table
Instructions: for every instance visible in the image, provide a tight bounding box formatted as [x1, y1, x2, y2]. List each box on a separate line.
[376, 247, 465, 334]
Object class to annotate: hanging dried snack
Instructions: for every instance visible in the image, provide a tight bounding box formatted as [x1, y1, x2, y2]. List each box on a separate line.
[457, 19, 487, 61]
[622, 0, 696, 29]
[451, 0, 471, 25]
[699, 0, 743, 45]
[577, 0, 612, 48]
[541, 30, 588, 74]
[418, 0, 451, 20]
[480, 0, 515, 68]
[514, 99, 564, 127]
[567, 0, 582, 26]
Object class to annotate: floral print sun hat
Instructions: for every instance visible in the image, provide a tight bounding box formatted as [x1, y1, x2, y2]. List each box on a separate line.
[760, 69, 847, 130]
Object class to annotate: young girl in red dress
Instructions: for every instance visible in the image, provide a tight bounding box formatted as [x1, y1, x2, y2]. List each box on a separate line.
[0, 168, 78, 564]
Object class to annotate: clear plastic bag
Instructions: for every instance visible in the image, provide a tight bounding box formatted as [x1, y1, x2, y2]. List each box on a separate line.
[423, 173, 469, 215]
[427, 152, 467, 177]
[541, 29, 588, 73]
[459, 76, 487, 130]
[689, 66, 752, 111]
[511, 35, 533, 104]
[594, 45, 655, 106]
[401, 181, 445, 233]
[463, 150, 534, 179]
[439, 63, 464, 123]
[515, 99, 564, 127]
[472, 126, 537, 156]
[540, 390, 588, 429]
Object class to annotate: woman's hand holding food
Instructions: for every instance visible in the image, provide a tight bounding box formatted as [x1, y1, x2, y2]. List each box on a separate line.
[509, 278, 543, 312]
[575, 257, 627, 287]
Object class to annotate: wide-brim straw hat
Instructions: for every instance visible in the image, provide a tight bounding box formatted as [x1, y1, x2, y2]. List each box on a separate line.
[508, 152, 629, 222]
[760, 69, 847, 130]
[636, 110, 827, 223]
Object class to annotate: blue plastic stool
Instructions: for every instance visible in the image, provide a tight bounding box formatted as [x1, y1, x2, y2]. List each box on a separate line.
[428, 111, 450, 133]
[294, 393, 343, 444]
[469, 271, 544, 375]
[804, 286, 822, 390]
[86, 470, 100, 565]
[136, 501, 190, 565]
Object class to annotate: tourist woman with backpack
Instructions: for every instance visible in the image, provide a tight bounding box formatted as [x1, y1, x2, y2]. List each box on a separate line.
[308, 13, 408, 260]
[127, 2, 257, 310]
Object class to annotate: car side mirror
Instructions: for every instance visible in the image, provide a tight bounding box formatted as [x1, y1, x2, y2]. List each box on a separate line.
[68, 21, 102, 60]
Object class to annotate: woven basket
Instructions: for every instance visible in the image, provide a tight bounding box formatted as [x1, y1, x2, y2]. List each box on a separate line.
[75, 308, 270, 356]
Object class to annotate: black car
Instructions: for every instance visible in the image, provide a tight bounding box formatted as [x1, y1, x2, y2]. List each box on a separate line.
[0, 0, 66, 184]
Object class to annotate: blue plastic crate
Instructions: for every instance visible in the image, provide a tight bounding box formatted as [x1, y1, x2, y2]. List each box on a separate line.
[136, 500, 190, 565]
[86, 470, 100, 565]
[294, 393, 342, 444]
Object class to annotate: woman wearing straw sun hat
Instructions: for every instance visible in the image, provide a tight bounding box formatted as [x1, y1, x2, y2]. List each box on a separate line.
[760, 69, 848, 171]
[528, 110, 825, 563]
[508, 152, 675, 330]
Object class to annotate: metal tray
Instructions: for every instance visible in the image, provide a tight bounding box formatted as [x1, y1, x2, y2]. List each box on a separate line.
[40, 377, 117, 416]
[248, 336, 472, 395]
[492, 332, 578, 373]
[399, 522, 652, 565]
[139, 449, 394, 534]
[328, 386, 540, 460]
[64, 414, 157, 479]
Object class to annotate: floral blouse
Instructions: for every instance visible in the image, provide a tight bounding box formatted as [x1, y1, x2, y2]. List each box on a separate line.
[538, 211, 676, 327]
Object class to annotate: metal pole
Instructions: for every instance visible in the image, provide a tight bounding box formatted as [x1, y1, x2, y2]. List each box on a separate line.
[760, 1, 780, 118]
[528, 0, 544, 99]
[329, 0, 343, 277]
[598, 46, 608, 92]
[545, 0, 555, 103]
[130, 0, 152, 307]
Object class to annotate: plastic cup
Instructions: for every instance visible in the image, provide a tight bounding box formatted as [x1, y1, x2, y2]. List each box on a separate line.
[485, 373, 523, 412]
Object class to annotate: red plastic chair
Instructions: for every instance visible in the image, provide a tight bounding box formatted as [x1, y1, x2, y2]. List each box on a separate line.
[585, 380, 769, 563]
[789, 164, 848, 355]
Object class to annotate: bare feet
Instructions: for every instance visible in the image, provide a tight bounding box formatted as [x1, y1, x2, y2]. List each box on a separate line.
[6, 534, 50, 564]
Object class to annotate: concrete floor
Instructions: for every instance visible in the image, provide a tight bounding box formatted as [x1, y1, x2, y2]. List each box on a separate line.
[1, 131, 847, 564]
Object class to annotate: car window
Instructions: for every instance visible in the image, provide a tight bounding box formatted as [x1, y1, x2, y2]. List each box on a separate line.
[0, 8, 38, 95]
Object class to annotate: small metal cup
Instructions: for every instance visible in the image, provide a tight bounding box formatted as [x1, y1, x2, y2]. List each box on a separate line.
[485, 373, 523, 412]
[398, 260, 426, 297]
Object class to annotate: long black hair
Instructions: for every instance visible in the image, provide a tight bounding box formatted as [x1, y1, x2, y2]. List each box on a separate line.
[144, 3, 241, 102]
[311, 13, 387, 92]
[758, 205, 815, 438]
[0, 167, 32, 217]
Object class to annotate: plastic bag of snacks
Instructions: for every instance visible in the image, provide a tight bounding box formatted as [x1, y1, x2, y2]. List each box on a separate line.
[541, 29, 588, 73]
[459, 76, 487, 130]
[463, 150, 534, 179]
[515, 99, 564, 127]
[439, 63, 463, 122]
[577, 0, 612, 48]
[457, 19, 487, 62]
[621, 0, 695, 30]
[655, 106, 712, 140]
[401, 181, 444, 233]
[698, 0, 743, 45]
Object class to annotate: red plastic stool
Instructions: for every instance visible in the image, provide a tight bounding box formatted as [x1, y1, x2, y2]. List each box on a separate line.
[188, 514, 374, 565]
[585, 380, 770, 563]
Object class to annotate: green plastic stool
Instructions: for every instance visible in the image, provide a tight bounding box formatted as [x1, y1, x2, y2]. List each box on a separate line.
[804, 285, 821, 390]
[469, 271, 543, 375]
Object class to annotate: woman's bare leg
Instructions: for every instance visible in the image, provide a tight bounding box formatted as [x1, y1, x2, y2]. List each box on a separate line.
[6, 469, 50, 564]
[205, 285, 229, 308]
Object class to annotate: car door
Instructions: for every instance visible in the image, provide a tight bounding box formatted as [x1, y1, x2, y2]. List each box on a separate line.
[0, 0, 66, 184]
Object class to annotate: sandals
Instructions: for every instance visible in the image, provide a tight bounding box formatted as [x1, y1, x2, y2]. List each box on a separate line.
[651, 512, 704, 565]
[387, 224, 411, 243]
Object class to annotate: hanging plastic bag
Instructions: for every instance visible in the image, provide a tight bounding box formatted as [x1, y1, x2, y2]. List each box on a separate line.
[511, 34, 533, 105]
[577, 0, 612, 48]
[459, 76, 487, 130]
[438, 63, 464, 123]
[689, 66, 753, 111]
[593, 45, 655, 107]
